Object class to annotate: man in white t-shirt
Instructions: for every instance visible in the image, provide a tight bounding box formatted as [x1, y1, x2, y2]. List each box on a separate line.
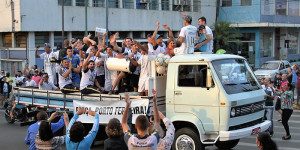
[24, 75, 37, 88]
[35, 43, 57, 85]
[198, 17, 213, 53]
[39, 73, 59, 91]
[174, 15, 197, 55]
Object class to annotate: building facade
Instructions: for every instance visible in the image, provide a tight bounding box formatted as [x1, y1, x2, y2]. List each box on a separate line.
[219, 0, 300, 68]
[0, 0, 216, 73]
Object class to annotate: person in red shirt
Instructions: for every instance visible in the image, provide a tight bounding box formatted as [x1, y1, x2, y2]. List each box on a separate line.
[31, 70, 41, 85]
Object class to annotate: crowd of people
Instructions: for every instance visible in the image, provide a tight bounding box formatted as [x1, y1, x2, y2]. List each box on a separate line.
[260, 63, 300, 140]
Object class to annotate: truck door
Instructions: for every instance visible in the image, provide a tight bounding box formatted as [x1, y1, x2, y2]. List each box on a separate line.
[174, 63, 220, 132]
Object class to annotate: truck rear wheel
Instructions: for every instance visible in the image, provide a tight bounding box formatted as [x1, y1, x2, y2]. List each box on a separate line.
[215, 139, 240, 149]
[172, 128, 204, 150]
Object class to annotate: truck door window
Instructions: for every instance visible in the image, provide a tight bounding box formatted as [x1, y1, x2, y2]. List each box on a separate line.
[284, 62, 291, 68]
[178, 65, 214, 87]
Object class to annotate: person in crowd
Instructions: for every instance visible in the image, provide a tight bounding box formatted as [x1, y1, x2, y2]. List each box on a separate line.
[6, 72, 13, 91]
[39, 73, 59, 91]
[287, 68, 293, 84]
[0, 76, 10, 108]
[24, 75, 37, 88]
[149, 22, 174, 55]
[66, 107, 99, 150]
[32, 70, 41, 85]
[32, 65, 38, 72]
[274, 72, 282, 89]
[165, 40, 175, 57]
[173, 15, 197, 55]
[59, 58, 82, 94]
[80, 52, 103, 94]
[58, 40, 69, 63]
[35, 112, 69, 150]
[104, 118, 128, 150]
[256, 132, 277, 150]
[23, 63, 30, 76]
[260, 78, 265, 85]
[274, 83, 293, 140]
[35, 43, 57, 85]
[148, 111, 175, 150]
[15, 71, 25, 87]
[64, 46, 81, 87]
[261, 78, 275, 136]
[122, 90, 160, 149]
[293, 64, 300, 106]
[194, 25, 208, 52]
[198, 16, 213, 53]
[111, 36, 133, 54]
[25, 111, 65, 150]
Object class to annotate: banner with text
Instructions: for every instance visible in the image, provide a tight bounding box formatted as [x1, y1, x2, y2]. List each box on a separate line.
[73, 99, 149, 124]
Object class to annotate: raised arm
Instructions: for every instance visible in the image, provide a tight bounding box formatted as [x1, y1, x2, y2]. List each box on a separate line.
[163, 24, 174, 44]
[159, 111, 175, 150]
[35, 46, 40, 58]
[152, 22, 160, 46]
[122, 94, 131, 133]
[63, 112, 69, 133]
[109, 33, 122, 53]
[82, 52, 92, 70]
[128, 54, 139, 67]
[73, 61, 82, 73]
[133, 40, 147, 53]
[84, 110, 99, 145]
[152, 89, 160, 130]
[83, 37, 96, 46]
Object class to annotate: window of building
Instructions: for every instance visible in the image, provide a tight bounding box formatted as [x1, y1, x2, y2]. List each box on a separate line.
[2, 33, 12, 47]
[260, 32, 273, 57]
[136, 0, 148, 9]
[58, 0, 72, 6]
[275, 0, 287, 15]
[288, 0, 299, 16]
[261, 0, 275, 15]
[178, 65, 214, 87]
[287, 30, 298, 55]
[109, 0, 119, 8]
[149, 0, 158, 10]
[93, 0, 105, 7]
[193, 0, 200, 12]
[241, 0, 251, 6]
[72, 32, 85, 40]
[54, 32, 67, 47]
[222, 0, 232, 7]
[35, 32, 49, 47]
[161, 0, 169, 10]
[183, 5, 191, 12]
[76, 0, 85, 6]
[15, 33, 27, 48]
[123, 0, 134, 8]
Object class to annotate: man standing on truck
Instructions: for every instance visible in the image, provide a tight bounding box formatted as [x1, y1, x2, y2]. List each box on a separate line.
[173, 15, 197, 55]
[198, 17, 214, 53]
[122, 90, 161, 149]
[63, 47, 81, 87]
[25, 111, 65, 150]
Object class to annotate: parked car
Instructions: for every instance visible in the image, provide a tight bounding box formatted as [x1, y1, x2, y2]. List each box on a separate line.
[254, 60, 291, 81]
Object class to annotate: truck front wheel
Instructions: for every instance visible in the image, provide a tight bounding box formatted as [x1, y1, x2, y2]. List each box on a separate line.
[172, 128, 205, 150]
[215, 139, 240, 149]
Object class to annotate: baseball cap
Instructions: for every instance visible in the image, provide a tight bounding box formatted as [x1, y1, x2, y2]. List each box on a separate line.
[26, 75, 31, 79]
[155, 35, 162, 40]
[44, 43, 51, 48]
[198, 25, 205, 30]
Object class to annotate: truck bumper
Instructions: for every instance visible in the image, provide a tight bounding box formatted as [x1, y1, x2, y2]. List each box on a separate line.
[219, 120, 271, 141]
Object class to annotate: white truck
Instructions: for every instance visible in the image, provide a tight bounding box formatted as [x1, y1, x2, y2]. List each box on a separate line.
[8, 53, 270, 150]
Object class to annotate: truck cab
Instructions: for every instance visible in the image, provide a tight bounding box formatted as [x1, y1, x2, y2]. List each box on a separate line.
[165, 54, 271, 149]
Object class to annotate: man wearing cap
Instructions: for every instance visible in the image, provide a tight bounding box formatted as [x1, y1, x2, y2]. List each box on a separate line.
[35, 43, 57, 85]
[195, 25, 208, 52]
[24, 75, 37, 88]
[198, 17, 213, 53]
[148, 22, 174, 55]
[174, 15, 197, 55]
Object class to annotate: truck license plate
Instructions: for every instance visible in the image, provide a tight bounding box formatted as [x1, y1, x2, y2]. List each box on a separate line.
[251, 127, 261, 135]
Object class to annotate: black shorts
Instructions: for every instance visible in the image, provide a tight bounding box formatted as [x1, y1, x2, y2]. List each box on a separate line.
[81, 85, 101, 94]
[130, 74, 140, 88]
[61, 84, 80, 94]
[96, 75, 105, 87]
[275, 98, 281, 111]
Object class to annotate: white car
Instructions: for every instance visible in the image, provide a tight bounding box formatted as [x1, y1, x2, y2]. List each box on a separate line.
[254, 60, 291, 81]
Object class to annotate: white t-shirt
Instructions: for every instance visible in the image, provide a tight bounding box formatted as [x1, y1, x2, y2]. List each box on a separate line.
[54, 50, 60, 73]
[39, 81, 57, 90]
[40, 52, 56, 75]
[179, 25, 198, 54]
[205, 26, 213, 53]
[25, 80, 37, 87]
[80, 68, 96, 90]
[148, 43, 166, 55]
[58, 67, 73, 89]
[102, 53, 118, 91]
[16, 76, 25, 83]
[138, 54, 156, 79]
[132, 52, 141, 75]
[95, 56, 105, 76]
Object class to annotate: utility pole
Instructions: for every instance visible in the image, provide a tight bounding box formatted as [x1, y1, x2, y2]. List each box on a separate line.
[105, 0, 108, 45]
[62, 0, 65, 46]
[11, 0, 15, 33]
[85, 0, 88, 36]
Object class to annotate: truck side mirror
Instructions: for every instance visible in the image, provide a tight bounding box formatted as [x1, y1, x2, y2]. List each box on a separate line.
[206, 68, 213, 88]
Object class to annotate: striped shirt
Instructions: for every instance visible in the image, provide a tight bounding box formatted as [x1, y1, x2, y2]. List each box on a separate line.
[39, 81, 58, 90]
[35, 134, 65, 150]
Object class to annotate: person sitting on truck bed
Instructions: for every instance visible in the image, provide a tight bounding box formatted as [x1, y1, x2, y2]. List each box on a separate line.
[25, 111, 65, 150]
[66, 107, 99, 150]
[59, 58, 81, 94]
[39, 73, 59, 91]
[122, 90, 160, 149]
[80, 52, 102, 94]
[24, 75, 38, 88]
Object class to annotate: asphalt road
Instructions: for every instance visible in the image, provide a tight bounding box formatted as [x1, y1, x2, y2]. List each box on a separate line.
[0, 108, 299, 150]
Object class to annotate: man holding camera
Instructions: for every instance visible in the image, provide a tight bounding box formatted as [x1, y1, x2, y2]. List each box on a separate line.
[39, 73, 59, 91]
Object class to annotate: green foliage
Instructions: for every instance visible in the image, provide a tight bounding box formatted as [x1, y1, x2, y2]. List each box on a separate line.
[212, 21, 242, 50]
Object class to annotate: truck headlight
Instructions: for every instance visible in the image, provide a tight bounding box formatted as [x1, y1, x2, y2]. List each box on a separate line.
[230, 108, 236, 117]
[267, 73, 272, 77]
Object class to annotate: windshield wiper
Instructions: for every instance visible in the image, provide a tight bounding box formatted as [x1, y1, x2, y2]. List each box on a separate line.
[224, 83, 237, 86]
[240, 82, 251, 84]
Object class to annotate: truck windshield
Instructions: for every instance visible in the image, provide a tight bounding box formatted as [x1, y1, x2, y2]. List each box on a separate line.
[212, 59, 260, 94]
[260, 62, 279, 70]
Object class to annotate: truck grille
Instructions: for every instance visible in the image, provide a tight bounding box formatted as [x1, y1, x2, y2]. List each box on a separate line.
[256, 75, 265, 79]
[231, 101, 264, 118]
[229, 118, 263, 131]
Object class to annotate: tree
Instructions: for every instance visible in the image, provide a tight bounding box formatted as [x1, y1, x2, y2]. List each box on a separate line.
[213, 21, 241, 52]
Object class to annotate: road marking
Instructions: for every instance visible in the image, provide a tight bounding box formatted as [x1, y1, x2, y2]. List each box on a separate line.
[238, 142, 300, 150]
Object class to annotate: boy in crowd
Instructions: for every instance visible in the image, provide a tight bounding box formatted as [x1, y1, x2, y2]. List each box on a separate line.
[64, 46, 81, 87]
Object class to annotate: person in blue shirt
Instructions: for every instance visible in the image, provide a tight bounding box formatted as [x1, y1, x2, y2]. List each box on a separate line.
[195, 25, 208, 52]
[25, 111, 65, 150]
[63, 46, 81, 87]
[66, 107, 99, 150]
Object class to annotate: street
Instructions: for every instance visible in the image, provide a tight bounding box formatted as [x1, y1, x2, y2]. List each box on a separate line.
[0, 109, 299, 150]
